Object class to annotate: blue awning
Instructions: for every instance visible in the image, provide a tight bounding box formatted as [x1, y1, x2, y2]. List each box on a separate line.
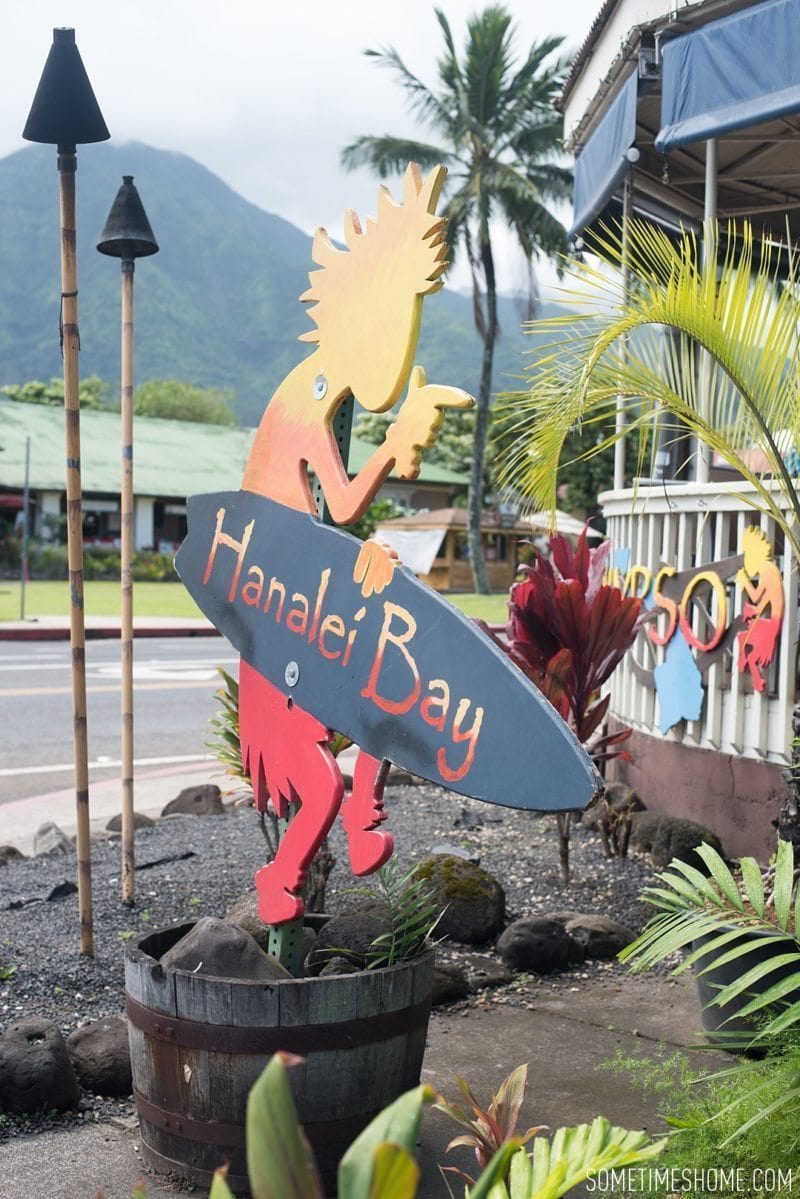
[571, 71, 638, 236]
[657, 0, 800, 152]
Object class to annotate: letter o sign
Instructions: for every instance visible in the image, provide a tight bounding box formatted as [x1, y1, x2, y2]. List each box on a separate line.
[678, 569, 728, 651]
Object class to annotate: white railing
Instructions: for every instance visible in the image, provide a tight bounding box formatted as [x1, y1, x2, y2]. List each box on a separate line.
[601, 479, 798, 766]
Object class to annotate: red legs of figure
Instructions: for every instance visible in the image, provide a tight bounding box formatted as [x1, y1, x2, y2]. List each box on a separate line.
[239, 661, 394, 923]
[342, 751, 394, 875]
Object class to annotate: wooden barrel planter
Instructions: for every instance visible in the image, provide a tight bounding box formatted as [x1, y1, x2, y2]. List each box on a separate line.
[125, 921, 434, 1195]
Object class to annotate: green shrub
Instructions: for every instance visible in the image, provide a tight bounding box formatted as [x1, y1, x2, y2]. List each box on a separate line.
[83, 547, 121, 580]
[22, 544, 177, 581]
[31, 544, 69, 579]
[0, 533, 21, 572]
[132, 551, 178, 582]
[605, 1043, 800, 1197]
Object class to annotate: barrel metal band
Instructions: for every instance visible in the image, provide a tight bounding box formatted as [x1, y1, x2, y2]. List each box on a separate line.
[134, 1087, 382, 1149]
[126, 992, 431, 1054]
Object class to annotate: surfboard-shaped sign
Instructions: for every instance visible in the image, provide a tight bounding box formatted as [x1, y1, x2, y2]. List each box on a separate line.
[176, 489, 602, 812]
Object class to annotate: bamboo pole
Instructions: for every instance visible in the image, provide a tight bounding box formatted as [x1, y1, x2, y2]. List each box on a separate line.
[120, 259, 135, 903]
[58, 143, 93, 956]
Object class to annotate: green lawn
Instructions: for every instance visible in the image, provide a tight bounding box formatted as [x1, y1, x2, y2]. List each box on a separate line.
[0, 580, 203, 622]
[0, 579, 507, 624]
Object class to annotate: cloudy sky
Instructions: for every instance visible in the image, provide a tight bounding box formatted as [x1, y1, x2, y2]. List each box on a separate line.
[5, 1, 601, 291]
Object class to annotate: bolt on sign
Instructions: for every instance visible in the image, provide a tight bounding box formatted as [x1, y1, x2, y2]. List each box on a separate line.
[176, 165, 602, 925]
[608, 526, 785, 733]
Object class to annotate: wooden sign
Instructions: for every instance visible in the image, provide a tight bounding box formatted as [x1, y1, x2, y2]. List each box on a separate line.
[610, 526, 785, 733]
[178, 165, 600, 925]
[177, 490, 600, 803]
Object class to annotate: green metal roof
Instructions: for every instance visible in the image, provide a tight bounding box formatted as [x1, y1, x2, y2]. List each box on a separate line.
[0, 400, 467, 497]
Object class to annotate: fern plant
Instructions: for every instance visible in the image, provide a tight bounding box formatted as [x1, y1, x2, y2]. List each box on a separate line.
[348, 860, 442, 969]
[620, 839, 800, 1044]
[497, 218, 800, 565]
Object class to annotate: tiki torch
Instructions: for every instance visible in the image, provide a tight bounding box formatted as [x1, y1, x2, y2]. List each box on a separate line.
[23, 28, 110, 956]
[97, 178, 159, 904]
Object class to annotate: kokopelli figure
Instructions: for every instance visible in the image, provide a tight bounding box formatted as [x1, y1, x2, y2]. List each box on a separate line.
[239, 164, 473, 923]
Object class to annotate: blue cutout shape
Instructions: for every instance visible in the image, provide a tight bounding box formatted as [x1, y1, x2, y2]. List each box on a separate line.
[612, 546, 631, 575]
[653, 634, 704, 733]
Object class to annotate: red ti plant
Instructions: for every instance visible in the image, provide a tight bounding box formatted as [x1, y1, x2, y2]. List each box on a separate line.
[433, 1063, 545, 1188]
[501, 529, 644, 881]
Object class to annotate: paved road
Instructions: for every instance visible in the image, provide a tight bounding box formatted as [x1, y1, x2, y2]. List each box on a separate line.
[0, 635, 238, 806]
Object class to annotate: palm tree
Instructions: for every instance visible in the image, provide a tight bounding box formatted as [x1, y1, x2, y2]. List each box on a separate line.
[498, 218, 800, 564]
[341, 5, 572, 593]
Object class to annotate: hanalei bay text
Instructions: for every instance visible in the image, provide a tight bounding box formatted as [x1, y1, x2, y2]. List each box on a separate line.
[202, 506, 484, 784]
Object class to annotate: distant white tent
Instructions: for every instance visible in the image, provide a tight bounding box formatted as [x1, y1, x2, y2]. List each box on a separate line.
[524, 511, 605, 540]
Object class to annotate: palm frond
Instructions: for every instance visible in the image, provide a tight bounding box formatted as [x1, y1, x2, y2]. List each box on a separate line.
[347, 859, 441, 969]
[498, 219, 800, 561]
[620, 841, 800, 1043]
[363, 44, 453, 133]
[463, 5, 514, 130]
[340, 135, 453, 178]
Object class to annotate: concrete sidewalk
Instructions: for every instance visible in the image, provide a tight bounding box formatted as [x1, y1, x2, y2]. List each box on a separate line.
[1, 746, 361, 855]
[0, 759, 219, 855]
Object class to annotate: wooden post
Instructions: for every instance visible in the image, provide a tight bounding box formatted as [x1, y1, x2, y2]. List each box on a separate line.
[120, 259, 135, 903]
[96, 175, 159, 902]
[59, 143, 93, 956]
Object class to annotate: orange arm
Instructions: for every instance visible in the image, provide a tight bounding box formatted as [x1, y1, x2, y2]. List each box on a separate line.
[308, 424, 398, 525]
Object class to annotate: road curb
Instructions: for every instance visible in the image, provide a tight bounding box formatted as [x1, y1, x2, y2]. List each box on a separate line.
[0, 624, 219, 641]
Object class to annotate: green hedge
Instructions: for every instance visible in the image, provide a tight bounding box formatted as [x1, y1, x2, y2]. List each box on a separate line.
[0, 539, 178, 581]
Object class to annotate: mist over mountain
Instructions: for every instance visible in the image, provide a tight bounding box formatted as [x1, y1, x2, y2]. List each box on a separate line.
[0, 142, 556, 425]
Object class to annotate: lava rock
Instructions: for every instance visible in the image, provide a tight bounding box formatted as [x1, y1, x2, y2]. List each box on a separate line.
[305, 906, 392, 975]
[318, 955, 360, 977]
[105, 811, 156, 833]
[563, 914, 636, 959]
[630, 812, 722, 870]
[66, 1016, 131, 1096]
[161, 784, 224, 817]
[160, 916, 292, 981]
[0, 845, 25, 866]
[542, 910, 587, 928]
[413, 855, 504, 945]
[46, 880, 78, 902]
[0, 1017, 80, 1114]
[432, 962, 470, 1005]
[496, 918, 584, 973]
[33, 822, 72, 856]
[462, 953, 513, 991]
[225, 890, 316, 959]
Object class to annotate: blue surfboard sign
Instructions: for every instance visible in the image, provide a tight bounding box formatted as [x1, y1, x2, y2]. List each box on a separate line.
[175, 490, 602, 812]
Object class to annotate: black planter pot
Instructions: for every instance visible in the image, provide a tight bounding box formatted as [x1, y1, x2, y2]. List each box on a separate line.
[693, 927, 800, 1048]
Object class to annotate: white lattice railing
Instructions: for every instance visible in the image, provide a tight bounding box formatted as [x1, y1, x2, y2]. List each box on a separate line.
[601, 479, 798, 767]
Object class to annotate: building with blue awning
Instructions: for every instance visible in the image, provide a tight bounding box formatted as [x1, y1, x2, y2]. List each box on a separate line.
[559, 0, 800, 860]
[563, 0, 800, 243]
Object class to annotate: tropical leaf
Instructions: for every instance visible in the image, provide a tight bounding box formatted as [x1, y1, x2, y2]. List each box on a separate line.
[621, 842, 800, 1042]
[435, 1063, 544, 1181]
[245, 1052, 323, 1199]
[496, 218, 800, 563]
[338, 1084, 434, 1199]
[521, 1117, 665, 1199]
[341, 6, 570, 592]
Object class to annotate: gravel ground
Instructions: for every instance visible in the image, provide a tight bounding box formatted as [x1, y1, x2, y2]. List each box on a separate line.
[0, 780, 659, 1140]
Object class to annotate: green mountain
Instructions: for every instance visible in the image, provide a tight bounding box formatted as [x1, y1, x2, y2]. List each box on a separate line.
[0, 142, 554, 426]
